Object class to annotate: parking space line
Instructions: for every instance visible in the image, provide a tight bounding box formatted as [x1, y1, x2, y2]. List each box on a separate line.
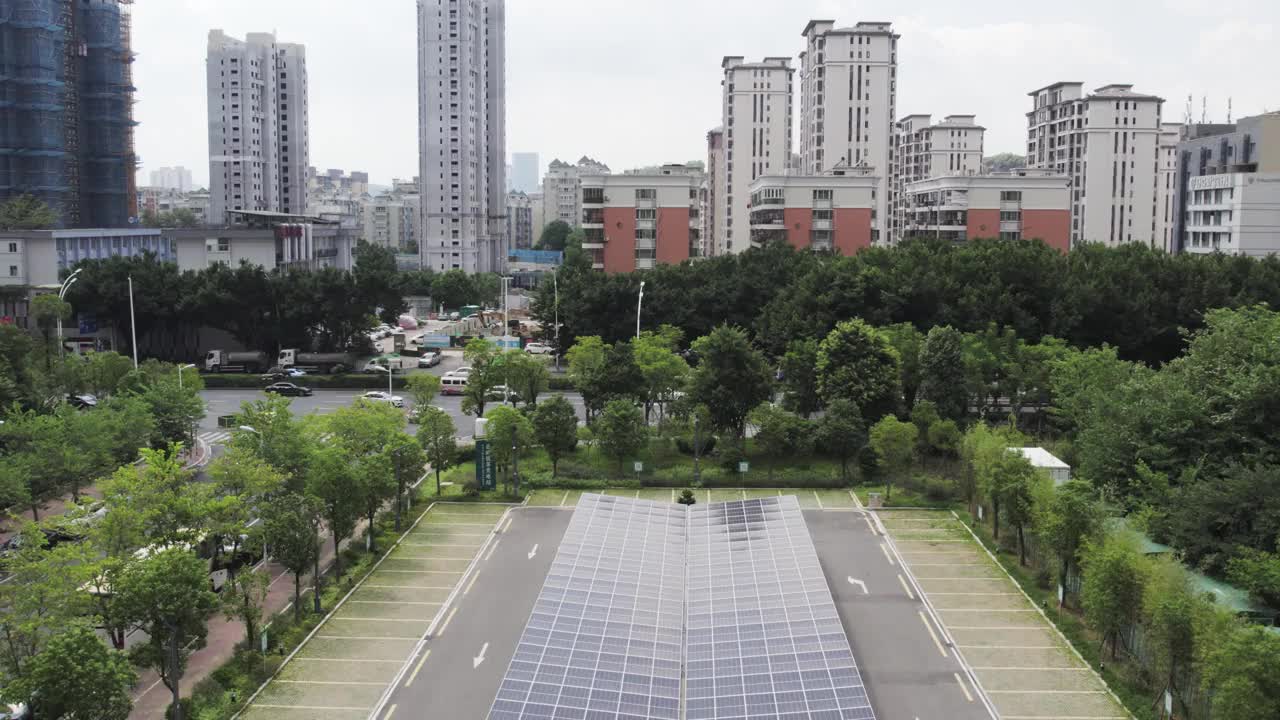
[278, 680, 387, 686]
[987, 690, 1109, 694]
[848, 489, 864, 510]
[389, 554, 475, 560]
[374, 569, 467, 574]
[812, 491, 824, 509]
[954, 673, 974, 702]
[1002, 717, 1128, 720]
[335, 617, 433, 622]
[404, 649, 431, 687]
[940, 609, 1038, 612]
[928, 592, 1020, 596]
[293, 658, 404, 663]
[254, 705, 371, 711]
[315, 635, 422, 641]
[400, 542, 486, 548]
[348, 600, 442, 606]
[949, 626, 1046, 630]
[897, 550, 973, 554]
[413, 531, 491, 538]
[417, 522, 497, 527]
[918, 611, 947, 657]
[560, 491, 570, 506]
[897, 574, 915, 600]
[363, 584, 453, 590]
[971, 667, 1091, 671]
[958, 645, 1060, 649]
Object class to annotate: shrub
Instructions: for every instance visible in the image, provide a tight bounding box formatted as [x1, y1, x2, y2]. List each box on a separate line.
[462, 477, 481, 497]
[677, 489, 697, 505]
[717, 442, 746, 473]
[919, 473, 954, 501]
[675, 435, 717, 456]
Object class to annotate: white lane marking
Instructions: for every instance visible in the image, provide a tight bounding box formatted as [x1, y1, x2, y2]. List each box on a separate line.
[501, 516, 514, 533]
[348, 600, 441, 606]
[438, 607, 459, 635]
[919, 611, 948, 657]
[254, 705, 371, 711]
[846, 577, 868, 595]
[560, 490, 569, 506]
[528, 543, 539, 560]
[954, 673, 975, 702]
[813, 491, 824, 509]
[970, 667, 1092, 671]
[278, 680, 386, 686]
[462, 571, 481, 596]
[473, 641, 490, 669]
[484, 538, 501, 562]
[863, 515, 878, 534]
[879, 543, 896, 566]
[897, 574, 916, 600]
[293, 658, 404, 663]
[315, 635, 421, 641]
[848, 489, 864, 510]
[404, 649, 431, 687]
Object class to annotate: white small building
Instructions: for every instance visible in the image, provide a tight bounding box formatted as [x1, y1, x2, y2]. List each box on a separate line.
[1011, 447, 1071, 485]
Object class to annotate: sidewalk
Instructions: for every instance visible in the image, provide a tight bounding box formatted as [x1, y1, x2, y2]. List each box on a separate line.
[127, 520, 358, 720]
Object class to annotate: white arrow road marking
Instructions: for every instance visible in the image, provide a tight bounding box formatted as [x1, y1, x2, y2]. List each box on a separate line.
[846, 577, 868, 594]
[473, 642, 489, 669]
[528, 544, 538, 560]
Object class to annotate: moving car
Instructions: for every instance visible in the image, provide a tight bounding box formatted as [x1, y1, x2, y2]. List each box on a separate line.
[360, 391, 405, 408]
[524, 342, 552, 355]
[446, 366, 472, 379]
[260, 366, 306, 381]
[264, 382, 312, 397]
[441, 376, 467, 395]
[418, 351, 441, 368]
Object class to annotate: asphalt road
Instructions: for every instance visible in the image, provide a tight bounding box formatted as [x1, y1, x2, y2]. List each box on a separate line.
[379, 507, 572, 720]
[805, 510, 993, 720]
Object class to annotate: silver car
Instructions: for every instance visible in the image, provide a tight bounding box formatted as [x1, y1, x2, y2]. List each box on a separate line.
[360, 391, 405, 408]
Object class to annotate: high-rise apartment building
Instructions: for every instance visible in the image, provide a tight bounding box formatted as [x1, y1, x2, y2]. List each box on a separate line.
[206, 30, 310, 226]
[719, 56, 793, 255]
[511, 152, 539, 194]
[890, 114, 984, 241]
[506, 191, 533, 250]
[362, 197, 418, 252]
[417, 0, 506, 273]
[1155, 123, 1181, 252]
[149, 167, 194, 194]
[705, 127, 725, 256]
[799, 20, 899, 244]
[1, 0, 138, 228]
[1026, 82, 1164, 247]
[541, 156, 610, 229]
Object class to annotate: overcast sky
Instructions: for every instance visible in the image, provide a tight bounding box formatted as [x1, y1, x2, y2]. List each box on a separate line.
[133, 0, 1278, 189]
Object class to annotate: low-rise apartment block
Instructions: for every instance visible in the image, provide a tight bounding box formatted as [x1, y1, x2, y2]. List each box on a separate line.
[747, 169, 877, 254]
[542, 156, 610, 229]
[890, 114, 985, 241]
[580, 165, 703, 273]
[900, 170, 1071, 251]
[1175, 112, 1280, 256]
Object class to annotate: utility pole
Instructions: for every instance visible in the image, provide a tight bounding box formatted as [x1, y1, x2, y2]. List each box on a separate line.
[636, 280, 646, 339]
[127, 274, 138, 368]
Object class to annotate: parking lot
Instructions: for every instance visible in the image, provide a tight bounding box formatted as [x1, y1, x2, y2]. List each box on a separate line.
[879, 510, 1130, 720]
[240, 503, 513, 720]
[523, 487, 862, 509]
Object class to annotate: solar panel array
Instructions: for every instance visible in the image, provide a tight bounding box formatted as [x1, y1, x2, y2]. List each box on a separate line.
[489, 494, 875, 720]
[686, 496, 873, 720]
[490, 494, 685, 719]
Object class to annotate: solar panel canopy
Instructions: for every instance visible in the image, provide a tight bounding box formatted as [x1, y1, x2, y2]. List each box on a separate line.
[489, 494, 874, 720]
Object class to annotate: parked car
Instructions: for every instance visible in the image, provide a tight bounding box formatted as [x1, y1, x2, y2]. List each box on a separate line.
[446, 366, 472, 379]
[418, 352, 441, 368]
[486, 384, 514, 402]
[264, 382, 312, 397]
[441, 376, 467, 395]
[524, 342, 552, 355]
[66, 393, 98, 409]
[360, 391, 405, 408]
[261, 366, 306, 381]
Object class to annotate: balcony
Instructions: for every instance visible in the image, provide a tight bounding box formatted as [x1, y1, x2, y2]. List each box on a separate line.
[749, 209, 785, 229]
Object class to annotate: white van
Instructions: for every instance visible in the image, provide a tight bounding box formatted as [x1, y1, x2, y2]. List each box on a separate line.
[441, 375, 468, 396]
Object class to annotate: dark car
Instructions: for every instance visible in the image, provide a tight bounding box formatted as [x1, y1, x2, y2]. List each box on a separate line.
[264, 382, 312, 397]
[66, 393, 98, 409]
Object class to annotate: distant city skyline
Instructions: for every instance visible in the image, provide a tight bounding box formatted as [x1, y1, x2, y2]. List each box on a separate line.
[131, 0, 1278, 188]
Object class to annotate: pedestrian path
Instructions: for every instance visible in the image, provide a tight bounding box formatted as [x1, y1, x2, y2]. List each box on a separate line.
[198, 430, 232, 447]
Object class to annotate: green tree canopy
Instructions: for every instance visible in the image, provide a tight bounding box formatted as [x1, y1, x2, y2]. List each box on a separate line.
[689, 325, 772, 439]
[779, 338, 821, 418]
[416, 406, 457, 498]
[594, 400, 646, 476]
[0, 194, 57, 230]
[1079, 532, 1149, 659]
[1, 621, 134, 720]
[918, 325, 967, 421]
[814, 399, 867, 483]
[868, 415, 917, 502]
[537, 220, 573, 251]
[533, 395, 579, 478]
[816, 319, 901, 420]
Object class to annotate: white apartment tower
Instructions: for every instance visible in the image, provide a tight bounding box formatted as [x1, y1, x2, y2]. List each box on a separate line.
[1026, 82, 1165, 247]
[890, 114, 984, 241]
[1156, 122, 1180, 252]
[540, 156, 610, 229]
[207, 31, 310, 226]
[800, 20, 899, 243]
[720, 56, 793, 254]
[705, 127, 725, 256]
[417, 0, 507, 273]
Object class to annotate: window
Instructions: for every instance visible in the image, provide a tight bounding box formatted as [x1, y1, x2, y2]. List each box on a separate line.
[813, 189, 833, 200]
[635, 189, 657, 200]
[636, 209, 656, 220]
[1000, 191, 1022, 202]
[7, 242, 16, 253]
[8, 266, 16, 277]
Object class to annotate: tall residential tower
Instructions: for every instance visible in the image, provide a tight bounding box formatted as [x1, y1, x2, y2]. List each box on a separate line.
[719, 56, 793, 254]
[417, 0, 507, 273]
[799, 20, 899, 244]
[206, 30, 310, 225]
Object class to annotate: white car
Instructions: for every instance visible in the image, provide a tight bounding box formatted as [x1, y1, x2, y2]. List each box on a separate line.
[360, 391, 405, 408]
[524, 342, 552, 355]
[446, 366, 472, 379]
[418, 352, 441, 368]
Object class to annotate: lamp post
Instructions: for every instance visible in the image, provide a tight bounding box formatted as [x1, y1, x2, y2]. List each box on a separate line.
[127, 274, 138, 368]
[553, 270, 560, 372]
[177, 363, 195, 389]
[56, 268, 81, 358]
[635, 280, 646, 339]
[372, 364, 392, 396]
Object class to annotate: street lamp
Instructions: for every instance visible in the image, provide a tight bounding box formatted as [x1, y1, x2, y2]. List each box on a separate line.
[636, 280, 646, 339]
[56, 268, 81, 358]
[371, 364, 393, 396]
[552, 270, 561, 372]
[177, 363, 195, 389]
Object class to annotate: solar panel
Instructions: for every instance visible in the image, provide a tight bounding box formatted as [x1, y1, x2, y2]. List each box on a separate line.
[489, 494, 686, 720]
[489, 495, 875, 720]
[686, 496, 874, 720]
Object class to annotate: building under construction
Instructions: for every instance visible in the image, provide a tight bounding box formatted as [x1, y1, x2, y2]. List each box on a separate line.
[0, 0, 138, 228]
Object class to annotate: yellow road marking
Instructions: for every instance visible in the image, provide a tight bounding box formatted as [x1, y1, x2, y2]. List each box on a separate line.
[484, 538, 501, 562]
[813, 491, 824, 509]
[384, 703, 398, 720]
[879, 543, 896, 566]
[919, 611, 947, 657]
[438, 607, 459, 635]
[405, 649, 432, 687]
[462, 571, 481, 596]
[954, 673, 974, 702]
[897, 574, 915, 600]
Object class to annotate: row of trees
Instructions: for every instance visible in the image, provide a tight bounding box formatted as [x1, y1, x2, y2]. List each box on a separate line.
[533, 237, 1280, 367]
[57, 243, 500, 362]
[959, 423, 1280, 720]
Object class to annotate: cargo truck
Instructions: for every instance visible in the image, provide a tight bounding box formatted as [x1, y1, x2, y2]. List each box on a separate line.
[204, 349, 269, 373]
[278, 349, 359, 374]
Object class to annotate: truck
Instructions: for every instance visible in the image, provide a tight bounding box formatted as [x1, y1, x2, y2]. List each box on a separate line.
[204, 349, 269, 373]
[278, 348, 359, 374]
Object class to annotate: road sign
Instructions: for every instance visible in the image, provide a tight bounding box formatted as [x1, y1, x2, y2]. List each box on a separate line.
[738, 461, 749, 474]
[475, 439, 496, 490]
[634, 461, 643, 473]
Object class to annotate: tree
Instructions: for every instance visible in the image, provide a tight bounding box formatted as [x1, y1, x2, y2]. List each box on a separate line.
[0, 527, 89, 680]
[1034, 479, 1101, 602]
[485, 405, 533, 494]
[502, 350, 550, 408]
[221, 568, 270, 654]
[537, 220, 572, 251]
[117, 547, 219, 720]
[354, 242, 408, 324]
[29, 293, 72, 364]
[232, 396, 312, 488]
[814, 399, 867, 483]
[995, 451, 1047, 566]
[262, 493, 320, 623]
[880, 323, 925, 410]
[816, 319, 901, 420]
[139, 375, 206, 448]
[688, 325, 773, 440]
[533, 395, 579, 477]
[1079, 532, 1149, 659]
[598, 341, 645, 407]
[416, 407, 456, 498]
[779, 338, 821, 418]
[918, 325, 968, 421]
[1227, 547, 1280, 608]
[748, 403, 812, 482]
[633, 332, 690, 425]
[404, 372, 442, 416]
[100, 446, 210, 548]
[83, 351, 136, 398]
[868, 415, 917, 502]
[460, 337, 501, 417]
[430, 269, 476, 310]
[306, 445, 362, 578]
[594, 400, 646, 476]
[381, 433, 425, 536]
[1197, 619, 1280, 720]
[926, 419, 961, 459]
[0, 194, 57, 230]
[1, 621, 134, 720]
[1141, 558, 1199, 717]
[566, 336, 609, 419]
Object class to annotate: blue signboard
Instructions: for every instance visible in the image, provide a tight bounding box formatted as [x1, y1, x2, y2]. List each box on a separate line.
[475, 439, 497, 490]
[78, 315, 98, 334]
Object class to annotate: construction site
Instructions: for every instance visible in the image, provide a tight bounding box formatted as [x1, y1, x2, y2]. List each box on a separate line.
[0, 0, 138, 228]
